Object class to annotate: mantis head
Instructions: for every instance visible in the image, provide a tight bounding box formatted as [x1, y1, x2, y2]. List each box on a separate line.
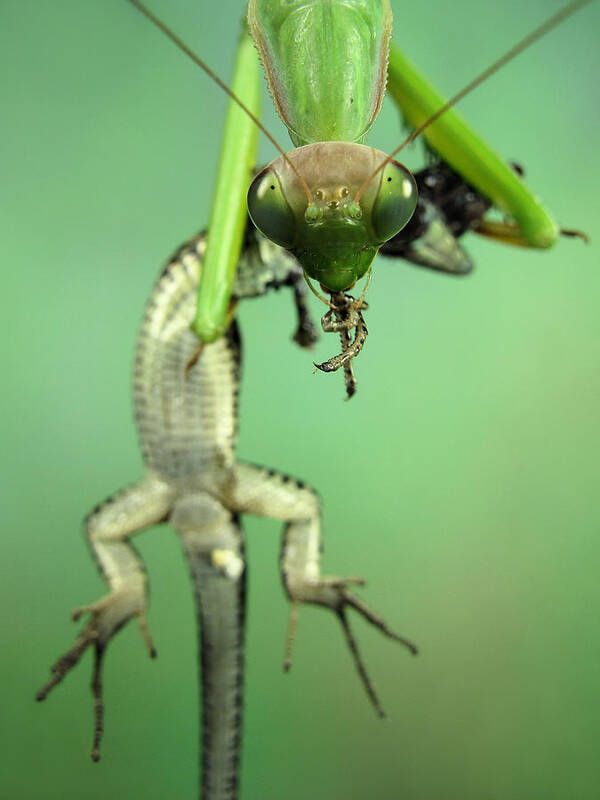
[248, 143, 417, 292]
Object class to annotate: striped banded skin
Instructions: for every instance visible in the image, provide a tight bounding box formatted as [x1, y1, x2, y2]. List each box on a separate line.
[134, 236, 241, 484]
[37, 228, 416, 800]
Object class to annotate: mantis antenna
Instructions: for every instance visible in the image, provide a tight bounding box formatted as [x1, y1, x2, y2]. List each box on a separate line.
[355, 0, 595, 204]
[123, 0, 314, 205]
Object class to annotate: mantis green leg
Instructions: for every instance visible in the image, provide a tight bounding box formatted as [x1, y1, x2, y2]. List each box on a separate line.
[386, 43, 559, 248]
[191, 29, 260, 343]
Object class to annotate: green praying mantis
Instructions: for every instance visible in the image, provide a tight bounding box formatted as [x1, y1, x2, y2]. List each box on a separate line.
[125, 0, 592, 400]
[7, 0, 596, 796]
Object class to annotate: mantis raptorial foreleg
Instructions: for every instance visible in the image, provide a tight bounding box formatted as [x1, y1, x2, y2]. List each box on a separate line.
[125, 0, 591, 401]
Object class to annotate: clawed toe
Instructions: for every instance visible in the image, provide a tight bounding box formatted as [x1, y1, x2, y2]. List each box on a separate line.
[340, 590, 418, 655]
[335, 591, 418, 717]
[36, 627, 98, 702]
[36, 593, 155, 762]
[284, 577, 417, 717]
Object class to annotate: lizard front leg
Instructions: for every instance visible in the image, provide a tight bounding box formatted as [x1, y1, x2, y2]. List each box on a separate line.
[221, 463, 417, 717]
[37, 474, 174, 760]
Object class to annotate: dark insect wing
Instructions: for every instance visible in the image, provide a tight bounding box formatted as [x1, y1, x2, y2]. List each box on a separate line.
[380, 163, 492, 274]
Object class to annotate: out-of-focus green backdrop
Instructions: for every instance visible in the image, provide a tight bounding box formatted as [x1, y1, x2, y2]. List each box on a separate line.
[2, 1, 599, 797]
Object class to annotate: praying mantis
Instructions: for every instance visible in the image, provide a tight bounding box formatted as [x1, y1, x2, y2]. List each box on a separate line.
[2, 1, 599, 798]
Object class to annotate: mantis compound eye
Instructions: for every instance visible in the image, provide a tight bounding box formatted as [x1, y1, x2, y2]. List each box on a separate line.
[370, 160, 418, 243]
[247, 169, 296, 250]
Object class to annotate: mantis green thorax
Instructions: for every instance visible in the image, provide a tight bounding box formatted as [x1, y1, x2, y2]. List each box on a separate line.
[247, 0, 417, 293]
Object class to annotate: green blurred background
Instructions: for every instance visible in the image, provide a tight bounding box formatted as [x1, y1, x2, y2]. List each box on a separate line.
[2, 1, 599, 797]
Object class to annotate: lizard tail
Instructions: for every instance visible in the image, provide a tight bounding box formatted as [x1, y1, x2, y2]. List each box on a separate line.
[183, 530, 247, 800]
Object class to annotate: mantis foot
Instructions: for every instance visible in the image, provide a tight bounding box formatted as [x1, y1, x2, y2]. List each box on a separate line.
[284, 577, 417, 718]
[559, 226, 589, 243]
[313, 291, 368, 399]
[36, 591, 155, 761]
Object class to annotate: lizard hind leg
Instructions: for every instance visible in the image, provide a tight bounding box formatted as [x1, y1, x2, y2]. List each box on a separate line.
[36, 580, 155, 762]
[223, 462, 418, 717]
[36, 475, 174, 761]
[286, 572, 418, 718]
